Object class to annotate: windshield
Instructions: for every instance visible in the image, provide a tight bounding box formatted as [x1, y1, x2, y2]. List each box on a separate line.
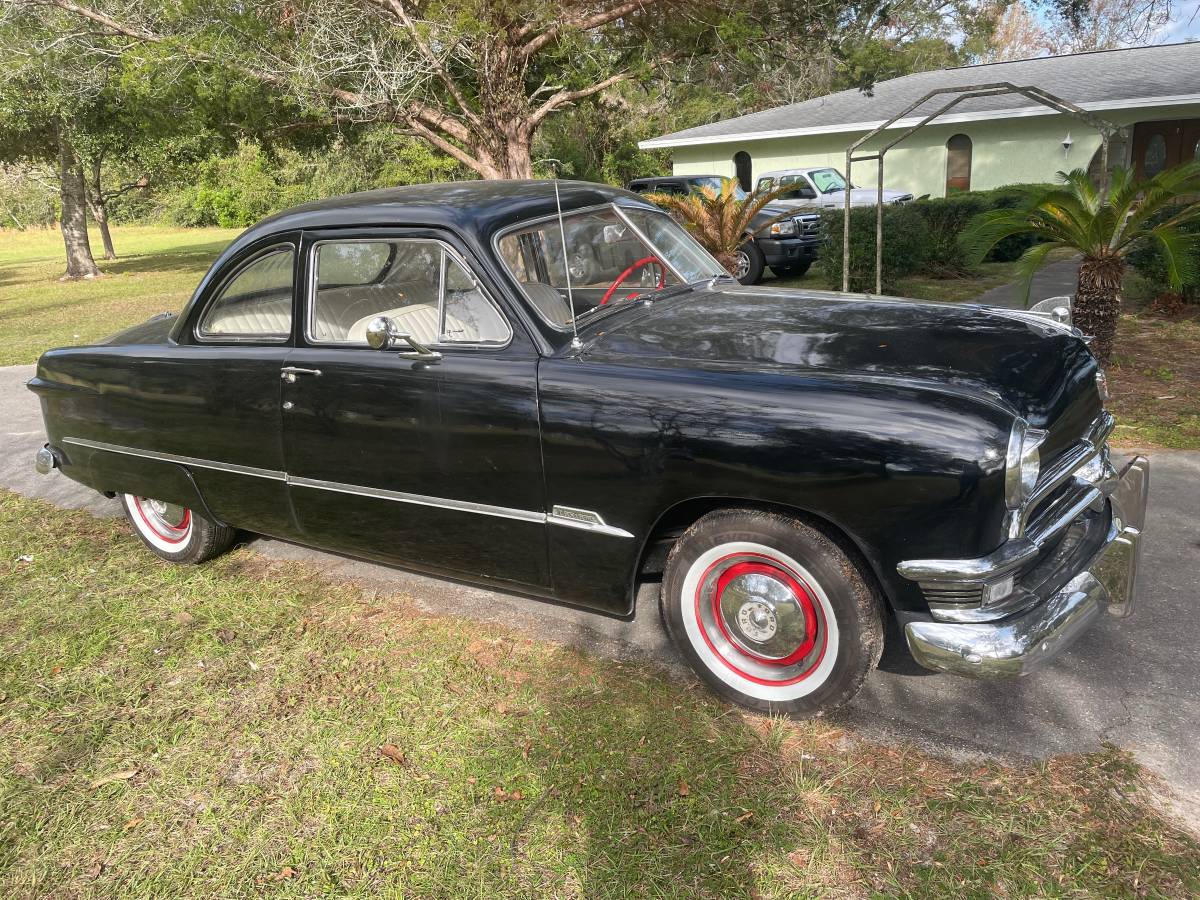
[691, 176, 748, 201]
[809, 168, 848, 194]
[496, 205, 726, 330]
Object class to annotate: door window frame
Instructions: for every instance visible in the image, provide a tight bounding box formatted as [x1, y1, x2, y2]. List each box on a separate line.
[192, 240, 299, 345]
[303, 235, 514, 351]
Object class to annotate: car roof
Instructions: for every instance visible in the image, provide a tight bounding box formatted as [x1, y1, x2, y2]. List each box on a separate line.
[230, 179, 648, 251]
[757, 168, 838, 180]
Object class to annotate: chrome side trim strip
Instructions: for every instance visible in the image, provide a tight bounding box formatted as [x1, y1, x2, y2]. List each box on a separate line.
[62, 437, 287, 482]
[548, 505, 635, 539]
[286, 475, 545, 525]
[63, 436, 635, 538]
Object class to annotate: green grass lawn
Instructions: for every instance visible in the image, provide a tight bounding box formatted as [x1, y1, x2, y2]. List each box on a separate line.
[1, 491, 1198, 898]
[0, 226, 239, 367]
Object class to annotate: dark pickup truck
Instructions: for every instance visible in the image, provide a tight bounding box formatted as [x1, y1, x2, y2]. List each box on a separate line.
[627, 175, 821, 284]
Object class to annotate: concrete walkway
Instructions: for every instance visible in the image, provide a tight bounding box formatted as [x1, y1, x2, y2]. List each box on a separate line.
[5, 363, 1199, 829]
[973, 256, 1081, 309]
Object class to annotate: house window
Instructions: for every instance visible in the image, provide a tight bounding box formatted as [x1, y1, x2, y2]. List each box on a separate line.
[945, 134, 972, 193]
[1143, 134, 1168, 177]
[733, 151, 752, 192]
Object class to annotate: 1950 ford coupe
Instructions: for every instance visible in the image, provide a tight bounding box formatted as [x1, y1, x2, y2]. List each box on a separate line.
[30, 181, 1150, 715]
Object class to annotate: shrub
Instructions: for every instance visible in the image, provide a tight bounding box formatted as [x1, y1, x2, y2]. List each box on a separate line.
[1126, 205, 1200, 304]
[816, 204, 930, 293]
[912, 193, 989, 275]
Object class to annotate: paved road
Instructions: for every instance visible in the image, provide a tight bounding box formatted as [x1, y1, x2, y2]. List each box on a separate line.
[973, 257, 1081, 309]
[5, 363, 1198, 827]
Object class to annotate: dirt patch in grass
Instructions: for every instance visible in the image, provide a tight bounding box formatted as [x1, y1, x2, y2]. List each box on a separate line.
[1108, 309, 1200, 450]
[1, 491, 1199, 897]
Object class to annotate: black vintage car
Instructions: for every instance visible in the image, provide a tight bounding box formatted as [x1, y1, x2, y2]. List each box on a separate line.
[30, 180, 1149, 715]
[626, 175, 821, 284]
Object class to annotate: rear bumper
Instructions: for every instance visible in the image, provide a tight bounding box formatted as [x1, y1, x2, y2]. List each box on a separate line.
[902, 456, 1149, 677]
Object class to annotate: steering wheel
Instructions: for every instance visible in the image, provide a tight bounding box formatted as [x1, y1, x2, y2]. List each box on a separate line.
[600, 256, 665, 305]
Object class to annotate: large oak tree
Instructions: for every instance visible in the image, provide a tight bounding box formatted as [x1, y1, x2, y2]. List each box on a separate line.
[23, 0, 846, 180]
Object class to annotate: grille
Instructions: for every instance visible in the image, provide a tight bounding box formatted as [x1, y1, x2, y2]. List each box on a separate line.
[920, 583, 985, 606]
[796, 218, 821, 236]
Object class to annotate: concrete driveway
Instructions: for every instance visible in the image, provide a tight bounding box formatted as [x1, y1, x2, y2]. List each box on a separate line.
[5, 363, 1198, 827]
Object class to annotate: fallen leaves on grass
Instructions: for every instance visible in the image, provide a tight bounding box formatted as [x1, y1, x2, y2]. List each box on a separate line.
[89, 770, 137, 789]
[493, 786, 524, 802]
[378, 744, 407, 766]
[678, 780, 690, 797]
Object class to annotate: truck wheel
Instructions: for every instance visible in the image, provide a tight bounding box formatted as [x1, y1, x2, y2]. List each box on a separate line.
[734, 241, 765, 285]
[120, 494, 236, 564]
[660, 509, 883, 715]
[770, 261, 812, 279]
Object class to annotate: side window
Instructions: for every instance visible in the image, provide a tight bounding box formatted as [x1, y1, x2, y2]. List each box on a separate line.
[197, 245, 295, 341]
[308, 239, 511, 347]
[756, 177, 774, 192]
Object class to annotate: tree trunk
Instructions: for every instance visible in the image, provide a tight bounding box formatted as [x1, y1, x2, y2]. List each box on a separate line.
[1073, 256, 1123, 365]
[86, 158, 117, 259]
[57, 134, 100, 279]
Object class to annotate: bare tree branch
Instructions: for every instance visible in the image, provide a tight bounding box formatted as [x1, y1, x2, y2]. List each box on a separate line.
[527, 71, 634, 127]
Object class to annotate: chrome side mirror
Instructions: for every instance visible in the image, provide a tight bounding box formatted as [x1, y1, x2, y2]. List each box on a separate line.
[1029, 295, 1073, 327]
[364, 316, 442, 361]
[365, 316, 398, 350]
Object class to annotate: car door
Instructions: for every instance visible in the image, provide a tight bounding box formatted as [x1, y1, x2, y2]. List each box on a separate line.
[280, 228, 550, 590]
[162, 233, 300, 539]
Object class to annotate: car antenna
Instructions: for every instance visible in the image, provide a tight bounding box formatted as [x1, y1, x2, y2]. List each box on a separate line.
[553, 178, 583, 351]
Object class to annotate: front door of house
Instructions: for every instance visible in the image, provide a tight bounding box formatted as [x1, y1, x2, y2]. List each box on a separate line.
[1131, 119, 1200, 178]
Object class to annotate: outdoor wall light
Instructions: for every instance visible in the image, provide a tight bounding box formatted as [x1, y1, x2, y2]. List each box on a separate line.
[1062, 132, 1073, 156]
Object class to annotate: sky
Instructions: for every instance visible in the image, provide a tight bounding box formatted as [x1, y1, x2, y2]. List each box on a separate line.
[1157, 0, 1200, 42]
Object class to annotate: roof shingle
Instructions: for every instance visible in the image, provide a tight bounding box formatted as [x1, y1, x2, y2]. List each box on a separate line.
[641, 42, 1200, 148]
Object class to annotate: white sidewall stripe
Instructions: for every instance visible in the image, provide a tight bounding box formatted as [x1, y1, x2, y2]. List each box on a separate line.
[125, 495, 194, 554]
[679, 541, 841, 702]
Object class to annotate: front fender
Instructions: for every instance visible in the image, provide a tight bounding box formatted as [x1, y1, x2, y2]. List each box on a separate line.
[538, 359, 1012, 614]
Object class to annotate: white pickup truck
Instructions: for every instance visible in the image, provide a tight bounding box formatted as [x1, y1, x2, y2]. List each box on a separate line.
[756, 166, 914, 209]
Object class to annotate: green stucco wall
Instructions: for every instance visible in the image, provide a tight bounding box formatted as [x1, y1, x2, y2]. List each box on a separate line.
[671, 103, 1200, 197]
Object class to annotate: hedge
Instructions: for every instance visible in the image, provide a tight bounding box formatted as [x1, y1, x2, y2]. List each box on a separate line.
[815, 204, 930, 293]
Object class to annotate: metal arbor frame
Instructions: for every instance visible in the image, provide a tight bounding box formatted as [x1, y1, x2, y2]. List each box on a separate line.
[841, 82, 1127, 294]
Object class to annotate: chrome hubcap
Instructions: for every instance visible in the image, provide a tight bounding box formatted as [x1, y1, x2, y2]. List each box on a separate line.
[694, 554, 825, 682]
[134, 496, 191, 541]
[734, 251, 750, 279]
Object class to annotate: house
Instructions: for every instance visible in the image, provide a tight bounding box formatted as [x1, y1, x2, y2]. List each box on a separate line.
[639, 42, 1200, 199]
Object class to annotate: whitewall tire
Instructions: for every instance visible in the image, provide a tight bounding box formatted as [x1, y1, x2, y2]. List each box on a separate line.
[120, 494, 236, 564]
[661, 509, 883, 715]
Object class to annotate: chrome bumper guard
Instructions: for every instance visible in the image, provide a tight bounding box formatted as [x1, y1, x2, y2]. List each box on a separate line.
[902, 455, 1149, 677]
[35, 444, 57, 475]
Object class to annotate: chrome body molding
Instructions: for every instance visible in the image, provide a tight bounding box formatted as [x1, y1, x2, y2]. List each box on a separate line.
[287, 475, 545, 525]
[903, 455, 1149, 677]
[547, 505, 635, 539]
[63, 436, 287, 482]
[55, 437, 634, 537]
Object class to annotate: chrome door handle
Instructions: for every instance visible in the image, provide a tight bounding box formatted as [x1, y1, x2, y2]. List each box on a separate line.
[281, 366, 322, 382]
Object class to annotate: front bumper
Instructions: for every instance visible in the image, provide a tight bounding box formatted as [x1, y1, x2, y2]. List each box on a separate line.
[902, 455, 1149, 677]
[757, 236, 820, 267]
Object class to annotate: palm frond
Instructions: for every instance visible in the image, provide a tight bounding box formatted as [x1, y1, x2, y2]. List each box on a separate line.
[1146, 225, 1200, 290]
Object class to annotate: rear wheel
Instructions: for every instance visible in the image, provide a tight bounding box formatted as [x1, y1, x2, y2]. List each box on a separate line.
[660, 509, 883, 715]
[120, 494, 236, 564]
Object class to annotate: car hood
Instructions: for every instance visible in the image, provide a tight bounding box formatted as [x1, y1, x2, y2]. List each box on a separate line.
[579, 283, 1100, 434]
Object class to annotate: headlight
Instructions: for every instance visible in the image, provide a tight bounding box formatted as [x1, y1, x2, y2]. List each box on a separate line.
[769, 220, 797, 236]
[1004, 418, 1047, 509]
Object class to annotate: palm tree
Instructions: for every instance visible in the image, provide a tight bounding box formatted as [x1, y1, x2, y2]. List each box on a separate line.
[647, 179, 800, 278]
[962, 161, 1200, 364]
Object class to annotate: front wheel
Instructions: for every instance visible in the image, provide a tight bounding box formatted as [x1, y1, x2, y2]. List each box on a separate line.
[660, 509, 883, 715]
[733, 241, 765, 285]
[120, 494, 236, 564]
